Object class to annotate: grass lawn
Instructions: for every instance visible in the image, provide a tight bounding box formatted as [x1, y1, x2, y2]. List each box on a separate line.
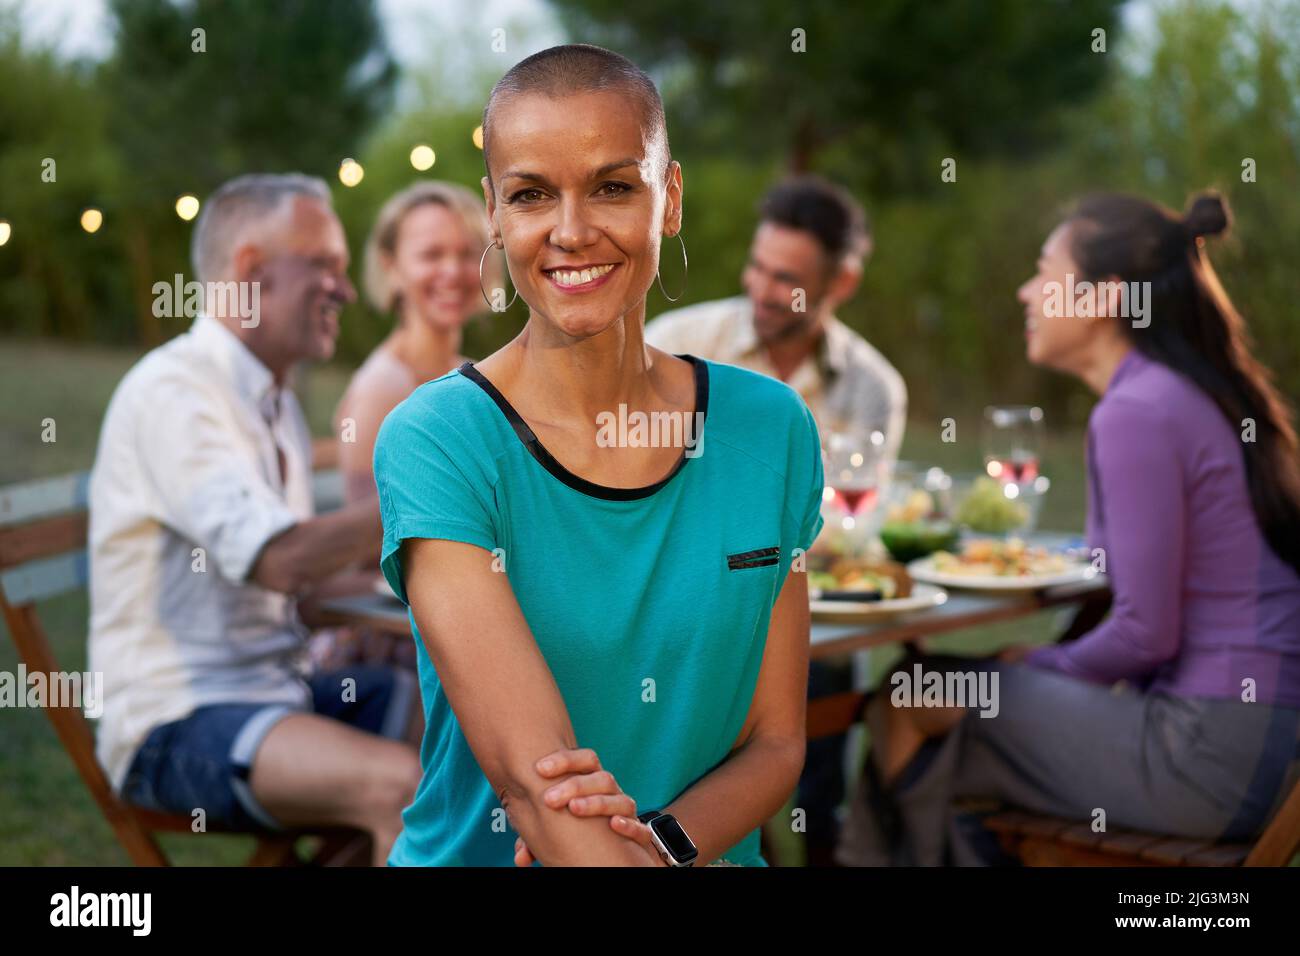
[0, 337, 1088, 865]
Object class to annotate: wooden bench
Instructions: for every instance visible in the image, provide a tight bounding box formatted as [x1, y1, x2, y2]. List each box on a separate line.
[980, 795, 1300, 866]
[0, 439, 367, 866]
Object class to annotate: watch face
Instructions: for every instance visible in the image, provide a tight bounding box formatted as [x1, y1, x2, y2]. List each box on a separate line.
[651, 815, 698, 863]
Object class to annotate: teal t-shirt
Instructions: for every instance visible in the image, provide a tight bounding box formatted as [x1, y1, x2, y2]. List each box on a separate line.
[373, 355, 824, 866]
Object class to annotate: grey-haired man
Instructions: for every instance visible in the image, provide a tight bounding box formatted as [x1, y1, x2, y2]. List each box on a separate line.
[90, 174, 418, 865]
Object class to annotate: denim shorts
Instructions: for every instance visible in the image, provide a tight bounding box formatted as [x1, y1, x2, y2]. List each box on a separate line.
[121, 665, 416, 832]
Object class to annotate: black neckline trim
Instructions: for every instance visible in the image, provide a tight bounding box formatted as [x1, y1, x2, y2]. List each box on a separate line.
[458, 355, 709, 501]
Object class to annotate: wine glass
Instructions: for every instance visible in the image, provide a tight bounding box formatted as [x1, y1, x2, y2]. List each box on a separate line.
[981, 405, 1051, 533]
[982, 405, 1043, 484]
[821, 429, 887, 554]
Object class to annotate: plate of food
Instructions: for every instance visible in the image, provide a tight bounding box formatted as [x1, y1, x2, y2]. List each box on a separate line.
[808, 558, 948, 622]
[907, 537, 1098, 591]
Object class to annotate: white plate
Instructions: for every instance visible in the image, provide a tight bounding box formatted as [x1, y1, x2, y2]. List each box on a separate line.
[810, 582, 948, 622]
[906, 556, 1098, 591]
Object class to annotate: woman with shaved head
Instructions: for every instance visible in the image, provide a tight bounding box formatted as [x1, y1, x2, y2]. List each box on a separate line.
[372, 44, 824, 866]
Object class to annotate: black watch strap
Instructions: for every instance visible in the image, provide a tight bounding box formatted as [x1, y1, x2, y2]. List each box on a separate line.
[637, 809, 662, 824]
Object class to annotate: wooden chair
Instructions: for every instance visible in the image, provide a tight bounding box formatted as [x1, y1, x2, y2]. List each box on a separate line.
[0, 447, 367, 867]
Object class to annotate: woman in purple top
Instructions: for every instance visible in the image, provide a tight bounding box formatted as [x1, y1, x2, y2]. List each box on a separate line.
[837, 191, 1300, 866]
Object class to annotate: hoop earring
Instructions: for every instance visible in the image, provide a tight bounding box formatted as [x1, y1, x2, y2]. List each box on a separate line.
[656, 231, 688, 303]
[479, 239, 518, 312]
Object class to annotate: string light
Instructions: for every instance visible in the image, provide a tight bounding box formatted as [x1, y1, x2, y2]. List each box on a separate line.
[80, 208, 103, 233]
[0, 220, 10, 246]
[472, 125, 484, 150]
[338, 158, 364, 187]
[175, 195, 200, 221]
[409, 145, 435, 171]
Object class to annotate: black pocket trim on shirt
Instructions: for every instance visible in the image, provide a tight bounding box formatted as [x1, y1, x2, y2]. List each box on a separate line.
[727, 546, 780, 571]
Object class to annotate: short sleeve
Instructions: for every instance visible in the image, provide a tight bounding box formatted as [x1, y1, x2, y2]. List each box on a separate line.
[373, 396, 499, 605]
[793, 400, 825, 554]
[139, 378, 297, 584]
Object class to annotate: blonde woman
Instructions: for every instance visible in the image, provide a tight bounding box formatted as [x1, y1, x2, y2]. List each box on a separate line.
[317, 183, 501, 669]
[334, 181, 502, 503]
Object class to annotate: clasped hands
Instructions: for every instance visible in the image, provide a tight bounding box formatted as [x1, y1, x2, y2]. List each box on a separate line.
[513, 747, 667, 867]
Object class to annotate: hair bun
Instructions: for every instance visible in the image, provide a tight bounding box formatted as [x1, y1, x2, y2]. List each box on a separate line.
[1182, 191, 1230, 239]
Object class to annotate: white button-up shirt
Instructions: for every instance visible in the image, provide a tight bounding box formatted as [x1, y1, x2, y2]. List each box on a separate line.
[89, 315, 315, 792]
[645, 296, 908, 465]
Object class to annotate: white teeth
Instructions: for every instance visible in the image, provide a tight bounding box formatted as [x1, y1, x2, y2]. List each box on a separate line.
[550, 264, 614, 286]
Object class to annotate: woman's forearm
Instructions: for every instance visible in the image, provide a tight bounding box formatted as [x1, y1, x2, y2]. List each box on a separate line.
[663, 734, 804, 864]
[404, 538, 657, 867]
[501, 773, 656, 866]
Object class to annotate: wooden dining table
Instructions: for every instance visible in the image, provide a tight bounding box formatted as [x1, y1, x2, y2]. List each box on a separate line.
[314, 531, 1112, 730]
[315, 572, 1110, 658]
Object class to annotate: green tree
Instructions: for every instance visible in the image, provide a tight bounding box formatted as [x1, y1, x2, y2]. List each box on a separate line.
[99, 0, 397, 342]
[0, 8, 124, 342]
[550, 0, 1125, 189]
[852, 0, 1300, 421]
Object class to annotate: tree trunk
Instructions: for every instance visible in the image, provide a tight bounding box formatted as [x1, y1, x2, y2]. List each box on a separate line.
[789, 114, 819, 172]
[126, 219, 162, 346]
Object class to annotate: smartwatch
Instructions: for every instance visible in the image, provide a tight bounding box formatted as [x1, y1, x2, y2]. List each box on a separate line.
[637, 810, 699, 867]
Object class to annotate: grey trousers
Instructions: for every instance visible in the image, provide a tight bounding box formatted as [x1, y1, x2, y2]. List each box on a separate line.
[835, 658, 1300, 866]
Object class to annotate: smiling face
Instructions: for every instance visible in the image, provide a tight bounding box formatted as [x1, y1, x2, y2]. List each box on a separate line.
[1017, 221, 1100, 372]
[482, 89, 681, 340]
[742, 222, 837, 343]
[237, 195, 355, 372]
[386, 202, 480, 331]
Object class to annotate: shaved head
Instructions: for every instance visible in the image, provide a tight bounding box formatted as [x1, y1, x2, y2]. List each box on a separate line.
[481, 43, 669, 191]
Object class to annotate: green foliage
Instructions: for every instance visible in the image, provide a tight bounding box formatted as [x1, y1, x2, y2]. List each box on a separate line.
[99, 0, 396, 342]
[1, 0, 1296, 422]
[101, 0, 396, 191]
[551, 0, 1124, 186]
[0, 9, 125, 342]
[0, 0, 395, 346]
[1098, 0, 1300, 394]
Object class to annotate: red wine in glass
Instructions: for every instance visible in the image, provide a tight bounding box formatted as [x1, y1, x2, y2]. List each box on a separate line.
[986, 455, 1039, 483]
[832, 485, 879, 515]
[983, 406, 1043, 486]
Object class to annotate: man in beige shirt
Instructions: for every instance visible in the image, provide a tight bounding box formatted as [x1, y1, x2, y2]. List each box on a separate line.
[645, 175, 906, 466]
[646, 175, 906, 867]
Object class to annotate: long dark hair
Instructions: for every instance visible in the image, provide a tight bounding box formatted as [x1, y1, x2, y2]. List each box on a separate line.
[1067, 190, 1300, 573]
